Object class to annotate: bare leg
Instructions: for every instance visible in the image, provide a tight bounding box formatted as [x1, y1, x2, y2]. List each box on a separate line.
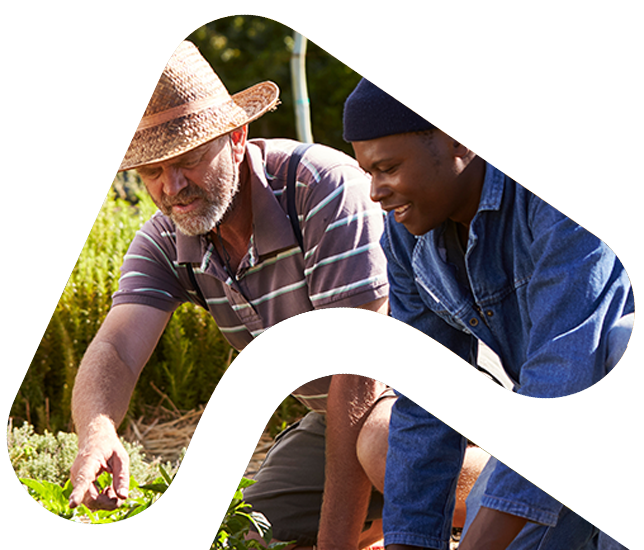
[356, 396, 396, 492]
[453, 446, 490, 529]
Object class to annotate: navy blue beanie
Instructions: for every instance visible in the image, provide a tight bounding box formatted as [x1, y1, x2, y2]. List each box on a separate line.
[343, 78, 435, 142]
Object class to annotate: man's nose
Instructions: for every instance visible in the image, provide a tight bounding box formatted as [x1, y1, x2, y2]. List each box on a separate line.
[369, 176, 390, 204]
[161, 166, 187, 196]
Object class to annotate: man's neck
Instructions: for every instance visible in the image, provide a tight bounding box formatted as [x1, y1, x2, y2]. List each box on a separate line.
[454, 156, 486, 248]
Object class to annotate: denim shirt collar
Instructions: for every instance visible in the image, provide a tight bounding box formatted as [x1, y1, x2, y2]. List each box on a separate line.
[476, 162, 505, 214]
[409, 162, 509, 342]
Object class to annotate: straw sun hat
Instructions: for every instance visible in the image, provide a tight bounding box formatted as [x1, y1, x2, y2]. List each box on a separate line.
[119, 41, 280, 172]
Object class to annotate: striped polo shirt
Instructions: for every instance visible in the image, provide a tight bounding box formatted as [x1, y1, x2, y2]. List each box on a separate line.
[112, 138, 389, 414]
[287, 376, 395, 413]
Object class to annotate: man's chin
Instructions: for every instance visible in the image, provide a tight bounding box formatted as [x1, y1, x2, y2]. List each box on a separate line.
[172, 215, 217, 237]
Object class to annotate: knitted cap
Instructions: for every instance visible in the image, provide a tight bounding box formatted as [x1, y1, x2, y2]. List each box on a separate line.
[343, 78, 435, 142]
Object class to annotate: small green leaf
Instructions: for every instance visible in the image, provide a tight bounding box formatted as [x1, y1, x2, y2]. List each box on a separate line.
[95, 471, 112, 491]
[158, 464, 173, 486]
[62, 478, 74, 500]
[138, 482, 168, 494]
[237, 478, 257, 490]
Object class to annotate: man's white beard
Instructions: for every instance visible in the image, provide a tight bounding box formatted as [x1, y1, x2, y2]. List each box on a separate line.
[161, 153, 240, 237]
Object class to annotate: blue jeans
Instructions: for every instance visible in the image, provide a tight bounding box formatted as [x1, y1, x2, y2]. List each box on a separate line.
[384, 402, 466, 549]
[383, 314, 634, 549]
[462, 458, 624, 550]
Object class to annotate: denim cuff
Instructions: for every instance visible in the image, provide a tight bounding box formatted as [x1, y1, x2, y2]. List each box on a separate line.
[481, 494, 561, 526]
[384, 531, 450, 550]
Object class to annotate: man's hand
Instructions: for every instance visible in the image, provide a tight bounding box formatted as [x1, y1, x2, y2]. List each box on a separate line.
[458, 506, 527, 550]
[69, 417, 130, 510]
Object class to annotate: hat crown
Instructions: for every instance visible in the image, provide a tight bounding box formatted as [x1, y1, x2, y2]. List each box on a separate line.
[144, 42, 231, 117]
[119, 41, 280, 172]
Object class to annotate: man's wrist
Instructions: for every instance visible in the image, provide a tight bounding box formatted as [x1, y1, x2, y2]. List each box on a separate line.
[76, 413, 118, 444]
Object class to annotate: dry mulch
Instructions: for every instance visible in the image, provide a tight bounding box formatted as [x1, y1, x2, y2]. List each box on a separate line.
[122, 382, 204, 464]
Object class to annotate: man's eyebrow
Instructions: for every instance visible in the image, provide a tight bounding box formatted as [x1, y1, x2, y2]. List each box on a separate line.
[369, 156, 396, 169]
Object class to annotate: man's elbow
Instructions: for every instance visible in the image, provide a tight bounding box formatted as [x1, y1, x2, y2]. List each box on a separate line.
[356, 296, 389, 315]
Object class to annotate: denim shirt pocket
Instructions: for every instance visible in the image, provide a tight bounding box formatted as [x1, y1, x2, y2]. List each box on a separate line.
[414, 275, 473, 334]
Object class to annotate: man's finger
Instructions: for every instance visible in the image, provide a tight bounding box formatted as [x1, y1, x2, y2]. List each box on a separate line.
[69, 475, 92, 508]
[109, 452, 130, 500]
[69, 461, 102, 508]
[85, 487, 124, 511]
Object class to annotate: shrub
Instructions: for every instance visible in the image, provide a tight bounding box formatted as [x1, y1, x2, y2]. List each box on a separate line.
[7, 420, 169, 487]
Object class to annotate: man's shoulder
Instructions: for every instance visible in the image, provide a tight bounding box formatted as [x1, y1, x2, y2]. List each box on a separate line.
[250, 138, 362, 179]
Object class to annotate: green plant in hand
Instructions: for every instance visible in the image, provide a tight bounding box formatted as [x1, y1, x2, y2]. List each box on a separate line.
[20, 466, 173, 524]
[213, 478, 293, 550]
[11, 421, 177, 524]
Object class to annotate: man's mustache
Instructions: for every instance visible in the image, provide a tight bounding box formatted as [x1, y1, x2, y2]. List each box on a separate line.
[161, 185, 206, 208]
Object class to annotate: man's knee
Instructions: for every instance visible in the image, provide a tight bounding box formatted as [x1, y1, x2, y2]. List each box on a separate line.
[356, 397, 395, 492]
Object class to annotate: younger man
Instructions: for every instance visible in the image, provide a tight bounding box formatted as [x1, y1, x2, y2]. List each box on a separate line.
[342, 78, 634, 550]
[344, 79, 634, 397]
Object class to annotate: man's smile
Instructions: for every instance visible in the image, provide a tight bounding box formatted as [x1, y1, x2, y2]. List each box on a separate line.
[381, 202, 412, 223]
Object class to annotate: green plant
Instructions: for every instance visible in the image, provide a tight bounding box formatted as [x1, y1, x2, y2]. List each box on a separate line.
[213, 478, 293, 550]
[7, 420, 172, 487]
[19, 467, 173, 524]
[11, 420, 180, 525]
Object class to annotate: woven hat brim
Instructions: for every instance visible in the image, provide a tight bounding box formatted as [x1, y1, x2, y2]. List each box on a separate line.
[119, 80, 280, 172]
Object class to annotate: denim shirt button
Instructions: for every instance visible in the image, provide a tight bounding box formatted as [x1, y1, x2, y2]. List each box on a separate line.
[469, 317, 479, 327]
[486, 310, 494, 317]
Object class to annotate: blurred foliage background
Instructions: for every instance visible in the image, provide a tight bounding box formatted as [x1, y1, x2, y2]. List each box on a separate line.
[187, 16, 362, 153]
[11, 15, 362, 437]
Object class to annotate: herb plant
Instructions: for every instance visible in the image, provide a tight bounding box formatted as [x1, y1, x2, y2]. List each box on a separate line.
[214, 478, 293, 550]
[18, 462, 175, 524]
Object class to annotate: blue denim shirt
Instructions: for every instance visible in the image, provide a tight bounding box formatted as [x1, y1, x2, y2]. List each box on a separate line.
[381, 163, 634, 549]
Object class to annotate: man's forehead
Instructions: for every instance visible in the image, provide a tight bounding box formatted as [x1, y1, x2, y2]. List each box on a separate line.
[353, 136, 401, 164]
[141, 139, 217, 169]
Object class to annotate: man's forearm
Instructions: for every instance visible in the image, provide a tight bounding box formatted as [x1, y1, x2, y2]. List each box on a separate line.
[72, 339, 138, 441]
[72, 303, 170, 440]
[356, 296, 389, 315]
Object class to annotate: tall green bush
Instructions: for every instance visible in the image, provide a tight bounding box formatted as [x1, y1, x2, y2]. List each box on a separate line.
[11, 175, 235, 433]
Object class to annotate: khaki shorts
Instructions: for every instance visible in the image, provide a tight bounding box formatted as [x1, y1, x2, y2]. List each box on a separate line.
[243, 410, 386, 546]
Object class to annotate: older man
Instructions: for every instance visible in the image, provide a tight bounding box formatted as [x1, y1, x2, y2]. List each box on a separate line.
[67, 40, 393, 549]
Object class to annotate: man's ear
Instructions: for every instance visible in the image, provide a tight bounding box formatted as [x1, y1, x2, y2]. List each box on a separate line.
[230, 125, 248, 164]
[453, 140, 472, 159]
